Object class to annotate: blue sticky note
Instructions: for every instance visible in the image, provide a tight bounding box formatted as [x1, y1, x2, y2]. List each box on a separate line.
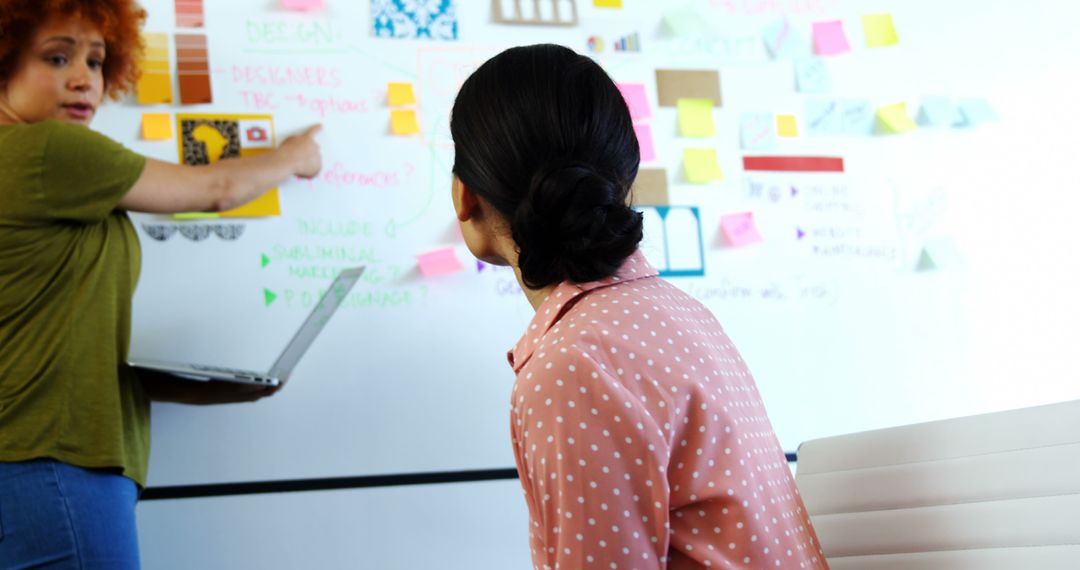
[740, 112, 777, 150]
[917, 96, 958, 127]
[840, 99, 875, 135]
[957, 97, 998, 127]
[795, 58, 831, 93]
[805, 99, 842, 135]
[763, 17, 802, 59]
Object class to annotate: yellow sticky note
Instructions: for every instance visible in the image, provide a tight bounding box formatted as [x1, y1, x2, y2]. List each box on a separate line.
[677, 98, 715, 138]
[391, 110, 421, 135]
[594, 0, 623, 7]
[776, 114, 799, 137]
[142, 113, 172, 140]
[877, 102, 917, 133]
[683, 148, 723, 184]
[863, 14, 899, 48]
[387, 82, 416, 107]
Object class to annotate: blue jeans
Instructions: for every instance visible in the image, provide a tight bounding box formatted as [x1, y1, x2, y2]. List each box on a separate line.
[0, 459, 140, 569]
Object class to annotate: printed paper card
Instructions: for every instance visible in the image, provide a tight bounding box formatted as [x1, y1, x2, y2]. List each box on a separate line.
[683, 148, 723, 184]
[795, 58, 831, 93]
[617, 83, 651, 121]
[720, 211, 764, 247]
[740, 112, 777, 150]
[877, 102, 918, 134]
[638, 206, 705, 277]
[387, 82, 417, 106]
[137, 33, 172, 105]
[417, 247, 464, 277]
[812, 20, 851, 56]
[634, 124, 657, 162]
[373, 0, 458, 41]
[763, 18, 802, 59]
[677, 98, 716, 137]
[862, 13, 899, 48]
[175, 114, 279, 218]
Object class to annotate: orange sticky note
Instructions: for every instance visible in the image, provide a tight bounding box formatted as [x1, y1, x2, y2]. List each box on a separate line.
[387, 82, 416, 106]
[142, 113, 173, 140]
[391, 110, 421, 135]
[776, 114, 799, 137]
[417, 247, 464, 277]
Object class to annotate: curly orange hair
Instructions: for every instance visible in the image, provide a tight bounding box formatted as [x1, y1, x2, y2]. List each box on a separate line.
[0, 0, 147, 100]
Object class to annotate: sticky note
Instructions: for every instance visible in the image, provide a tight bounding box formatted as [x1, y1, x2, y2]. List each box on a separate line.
[805, 99, 842, 135]
[656, 69, 722, 107]
[594, 0, 622, 7]
[634, 124, 657, 162]
[417, 247, 464, 277]
[740, 112, 777, 150]
[677, 98, 715, 138]
[863, 14, 898, 48]
[877, 102, 918, 134]
[387, 82, 416, 107]
[683, 148, 723, 184]
[763, 18, 801, 60]
[813, 20, 851, 56]
[720, 212, 763, 247]
[220, 191, 281, 218]
[840, 99, 875, 135]
[795, 58, 831, 93]
[630, 169, 669, 205]
[957, 98, 998, 127]
[918, 96, 958, 127]
[617, 83, 651, 121]
[391, 110, 421, 135]
[915, 238, 962, 271]
[283, 0, 324, 10]
[142, 113, 173, 140]
[776, 115, 799, 137]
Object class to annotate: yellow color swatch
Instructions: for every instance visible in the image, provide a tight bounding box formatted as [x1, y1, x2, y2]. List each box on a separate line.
[594, 0, 623, 7]
[387, 82, 416, 106]
[877, 102, 918, 133]
[863, 14, 899, 48]
[391, 110, 421, 135]
[220, 189, 281, 217]
[677, 98, 715, 138]
[683, 148, 724, 183]
[776, 114, 799, 137]
[141, 113, 173, 140]
[137, 33, 173, 104]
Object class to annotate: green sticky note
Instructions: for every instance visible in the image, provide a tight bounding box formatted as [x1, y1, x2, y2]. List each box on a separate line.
[683, 148, 723, 183]
[677, 98, 715, 138]
[863, 14, 899, 48]
[876, 102, 917, 134]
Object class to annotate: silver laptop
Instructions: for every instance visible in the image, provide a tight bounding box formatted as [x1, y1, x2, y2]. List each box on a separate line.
[129, 266, 364, 386]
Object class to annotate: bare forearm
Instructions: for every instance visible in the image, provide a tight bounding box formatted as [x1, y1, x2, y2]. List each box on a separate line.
[209, 147, 299, 211]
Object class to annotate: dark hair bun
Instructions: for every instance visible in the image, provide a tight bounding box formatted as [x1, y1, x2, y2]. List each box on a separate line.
[512, 161, 643, 289]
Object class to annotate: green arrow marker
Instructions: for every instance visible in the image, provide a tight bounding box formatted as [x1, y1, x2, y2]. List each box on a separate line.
[263, 288, 277, 307]
[261, 253, 270, 268]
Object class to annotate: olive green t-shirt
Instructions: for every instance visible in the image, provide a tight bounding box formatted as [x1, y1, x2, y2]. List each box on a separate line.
[0, 120, 150, 485]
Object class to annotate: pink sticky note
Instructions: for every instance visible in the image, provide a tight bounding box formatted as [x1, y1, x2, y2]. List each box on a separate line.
[720, 212, 764, 247]
[617, 83, 651, 122]
[417, 247, 464, 277]
[282, 0, 324, 10]
[634, 124, 656, 162]
[813, 20, 851, 56]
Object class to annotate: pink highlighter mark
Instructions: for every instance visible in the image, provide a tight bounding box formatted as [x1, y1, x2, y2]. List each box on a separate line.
[634, 124, 657, 162]
[417, 247, 464, 277]
[282, 0, 325, 10]
[720, 212, 764, 247]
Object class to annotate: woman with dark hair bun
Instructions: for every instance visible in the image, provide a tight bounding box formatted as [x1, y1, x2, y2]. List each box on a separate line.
[451, 44, 828, 569]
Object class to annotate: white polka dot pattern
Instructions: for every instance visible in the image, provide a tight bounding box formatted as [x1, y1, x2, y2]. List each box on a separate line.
[507, 251, 829, 570]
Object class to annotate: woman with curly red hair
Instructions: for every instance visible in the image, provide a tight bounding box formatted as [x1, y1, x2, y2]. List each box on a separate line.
[0, 2, 322, 567]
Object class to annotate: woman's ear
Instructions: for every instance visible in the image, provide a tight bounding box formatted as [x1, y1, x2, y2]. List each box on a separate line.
[452, 176, 480, 222]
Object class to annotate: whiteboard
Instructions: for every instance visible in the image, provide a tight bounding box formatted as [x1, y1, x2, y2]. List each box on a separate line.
[93, 0, 1080, 488]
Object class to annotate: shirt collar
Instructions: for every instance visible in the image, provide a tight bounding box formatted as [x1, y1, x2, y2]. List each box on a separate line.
[507, 249, 658, 373]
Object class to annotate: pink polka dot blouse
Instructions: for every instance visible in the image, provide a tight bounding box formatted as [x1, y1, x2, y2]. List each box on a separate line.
[507, 251, 829, 570]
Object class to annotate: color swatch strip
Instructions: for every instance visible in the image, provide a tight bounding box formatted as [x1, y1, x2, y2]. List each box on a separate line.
[175, 0, 204, 28]
[137, 33, 172, 104]
[175, 34, 212, 104]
